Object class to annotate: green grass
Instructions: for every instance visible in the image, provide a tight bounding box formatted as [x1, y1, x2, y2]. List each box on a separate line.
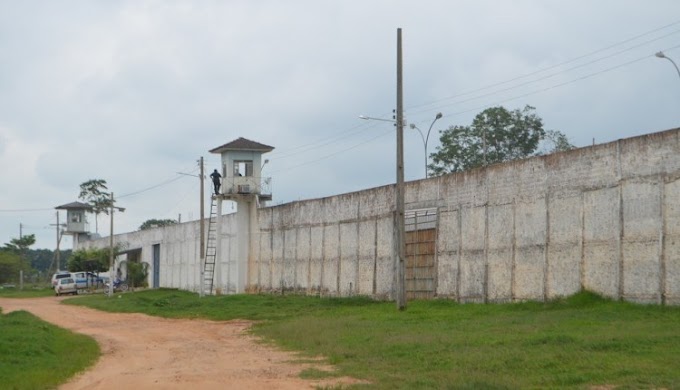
[0, 286, 55, 298]
[65, 290, 680, 389]
[0, 308, 100, 390]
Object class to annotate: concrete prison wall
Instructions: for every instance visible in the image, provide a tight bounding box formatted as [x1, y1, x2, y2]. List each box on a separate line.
[79, 127, 680, 304]
[252, 127, 680, 304]
[78, 212, 242, 294]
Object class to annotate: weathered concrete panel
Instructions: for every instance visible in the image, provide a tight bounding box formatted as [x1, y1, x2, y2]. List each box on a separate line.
[486, 204, 513, 302]
[547, 244, 581, 298]
[622, 241, 660, 303]
[620, 130, 680, 178]
[282, 228, 296, 290]
[622, 181, 661, 239]
[436, 253, 457, 298]
[665, 179, 680, 236]
[487, 250, 512, 302]
[584, 188, 619, 242]
[461, 206, 485, 251]
[359, 185, 394, 217]
[549, 195, 581, 245]
[515, 200, 546, 247]
[664, 238, 680, 305]
[357, 220, 376, 295]
[664, 178, 680, 305]
[271, 228, 284, 291]
[458, 253, 485, 302]
[547, 195, 582, 298]
[375, 216, 394, 298]
[488, 204, 513, 250]
[258, 231, 272, 290]
[583, 243, 619, 299]
[437, 209, 458, 253]
[309, 226, 324, 292]
[339, 222, 358, 296]
[514, 246, 545, 300]
[295, 227, 310, 291]
[436, 210, 459, 297]
[322, 224, 339, 295]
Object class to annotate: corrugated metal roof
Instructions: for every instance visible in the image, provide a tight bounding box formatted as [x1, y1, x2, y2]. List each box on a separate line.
[209, 137, 274, 154]
[55, 201, 93, 210]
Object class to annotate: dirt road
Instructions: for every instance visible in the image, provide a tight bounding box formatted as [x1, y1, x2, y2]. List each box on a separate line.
[0, 297, 360, 389]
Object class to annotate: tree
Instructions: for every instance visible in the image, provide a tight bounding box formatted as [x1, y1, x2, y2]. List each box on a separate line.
[0, 251, 22, 284]
[3, 234, 36, 254]
[78, 179, 113, 233]
[3, 234, 36, 273]
[429, 105, 574, 175]
[139, 219, 178, 231]
[67, 248, 110, 273]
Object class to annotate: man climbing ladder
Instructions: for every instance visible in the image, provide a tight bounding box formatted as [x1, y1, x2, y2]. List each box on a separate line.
[210, 169, 222, 195]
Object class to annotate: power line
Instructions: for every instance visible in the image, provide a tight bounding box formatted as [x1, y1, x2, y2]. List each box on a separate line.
[262, 20, 680, 170]
[0, 208, 53, 213]
[408, 20, 680, 113]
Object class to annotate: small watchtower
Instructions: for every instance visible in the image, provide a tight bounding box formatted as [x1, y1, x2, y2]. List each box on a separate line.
[209, 137, 274, 201]
[206, 137, 274, 294]
[55, 201, 93, 247]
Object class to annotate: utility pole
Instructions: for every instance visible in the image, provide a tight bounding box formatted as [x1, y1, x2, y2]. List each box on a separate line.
[395, 28, 406, 310]
[199, 156, 205, 297]
[55, 212, 61, 270]
[19, 223, 22, 239]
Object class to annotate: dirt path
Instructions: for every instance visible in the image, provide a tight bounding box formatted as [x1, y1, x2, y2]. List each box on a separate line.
[0, 297, 360, 389]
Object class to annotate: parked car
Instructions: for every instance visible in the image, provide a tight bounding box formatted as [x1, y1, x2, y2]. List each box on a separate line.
[51, 271, 72, 287]
[54, 277, 78, 296]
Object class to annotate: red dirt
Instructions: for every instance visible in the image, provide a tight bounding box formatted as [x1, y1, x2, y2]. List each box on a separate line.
[0, 296, 361, 389]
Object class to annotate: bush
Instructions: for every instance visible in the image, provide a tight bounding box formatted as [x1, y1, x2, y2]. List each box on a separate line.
[127, 261, 149, 288]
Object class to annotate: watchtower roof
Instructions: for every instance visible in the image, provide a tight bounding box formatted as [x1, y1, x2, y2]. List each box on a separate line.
[209, 137, 274, 154]
[55, 201, 93, 211]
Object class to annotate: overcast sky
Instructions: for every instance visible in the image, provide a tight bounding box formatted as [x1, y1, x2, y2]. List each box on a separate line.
[1, 1, 679, 251]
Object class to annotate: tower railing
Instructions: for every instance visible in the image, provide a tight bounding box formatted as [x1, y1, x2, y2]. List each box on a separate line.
[222, 176, 271, 196]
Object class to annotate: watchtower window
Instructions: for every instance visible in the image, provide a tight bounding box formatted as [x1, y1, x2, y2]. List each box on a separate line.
[233, 160, 253, 176]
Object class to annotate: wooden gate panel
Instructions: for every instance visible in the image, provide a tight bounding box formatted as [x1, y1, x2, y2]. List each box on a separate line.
[405, 228, 436, 300]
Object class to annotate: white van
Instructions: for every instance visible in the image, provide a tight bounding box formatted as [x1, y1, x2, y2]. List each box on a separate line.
[71, 272, 89, 289]
[51, 271, 71, 287]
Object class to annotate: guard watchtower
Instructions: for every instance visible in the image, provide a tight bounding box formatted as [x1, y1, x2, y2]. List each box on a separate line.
[206, 137, 274, 294]
[55, 201, 93, 247]
[209, 137, 274, 201]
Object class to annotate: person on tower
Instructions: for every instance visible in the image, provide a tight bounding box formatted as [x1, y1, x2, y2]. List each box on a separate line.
[210, 169, 222, 195]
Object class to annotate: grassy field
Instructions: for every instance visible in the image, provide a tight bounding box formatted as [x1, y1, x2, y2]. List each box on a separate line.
[65, 290, 680, 389]
[0, 308, 100, 390]
[0, 286, 55, 298]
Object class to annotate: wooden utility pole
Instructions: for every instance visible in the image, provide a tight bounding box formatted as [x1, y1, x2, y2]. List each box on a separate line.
[200, 156, 205, 259]
[396, 28, 406, 310]
[55, 212, 61, 270]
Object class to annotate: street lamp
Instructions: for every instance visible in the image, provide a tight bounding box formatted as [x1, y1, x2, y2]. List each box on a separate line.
[409, 112, 443, 178]
[108, 192, 125, 297]
[655, 51, 680, 81]
[359, 115, 406, 125]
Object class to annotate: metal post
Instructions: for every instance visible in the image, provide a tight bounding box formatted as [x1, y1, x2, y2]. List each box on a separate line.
[396, 28, 406, 310]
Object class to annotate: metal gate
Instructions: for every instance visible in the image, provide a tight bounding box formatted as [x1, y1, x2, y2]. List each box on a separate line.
[405, 208, 437, 300]
[152, 244, 160, 288]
